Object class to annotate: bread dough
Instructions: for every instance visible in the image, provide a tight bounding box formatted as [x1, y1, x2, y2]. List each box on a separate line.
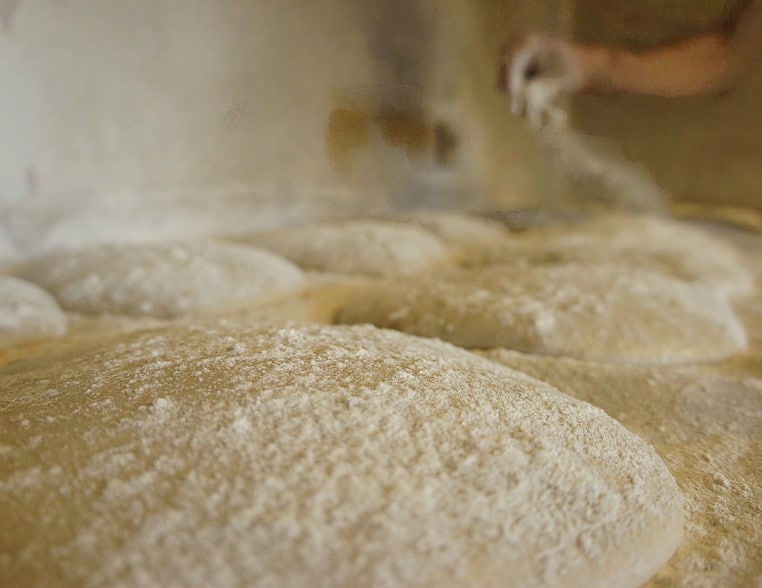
[17, 241, 304, 318]
[0, 276, 66, 348]
[483, 349, 762, 588]
[394, 210, 514, 250]
[241, 220, 451, 277]
[0, 232, 17, 271]
[0, 323, 682, 588]
[469, 213, 754, 298]
[335, 262, 747, 363]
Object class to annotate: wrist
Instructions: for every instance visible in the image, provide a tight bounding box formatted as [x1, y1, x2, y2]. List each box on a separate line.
[575, 46, 619, 93]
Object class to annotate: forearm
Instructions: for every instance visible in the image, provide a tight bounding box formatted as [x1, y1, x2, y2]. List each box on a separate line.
[503, 1, 761, 122]
[578, 34, 731, 97]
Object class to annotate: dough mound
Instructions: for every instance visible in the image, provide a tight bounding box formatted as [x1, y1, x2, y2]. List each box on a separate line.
[0, 323, 682, 588]
[395, 209, 513, 250]
[482, 349, 762, 587]
[0, 232, 17, 270]
[243, 220, 451, 276]
[475, 213, 754, 298]
[0, 276, 66, 347]
[17, 241, 304, 318]
[335, 262, 747, 363]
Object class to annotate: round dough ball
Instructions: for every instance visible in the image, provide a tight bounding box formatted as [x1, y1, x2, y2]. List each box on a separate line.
[481, 348, 762, 588]
[394, 210, 513, 250]
[475, 213, 754, 298]
[0, 323, 682, 588]
[242, 220, 451, 277]
[17, 241, 305, 318]
[335, 262, 747, 363]
[0, 231, 18, 270]
[0, 276, 66, 347]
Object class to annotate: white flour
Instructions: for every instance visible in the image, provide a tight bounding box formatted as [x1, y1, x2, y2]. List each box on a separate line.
[336, 262, 748, 363]
[0, 276, 66, 348]
[0, 323, 682, 588]
[17, 241, 305, 318]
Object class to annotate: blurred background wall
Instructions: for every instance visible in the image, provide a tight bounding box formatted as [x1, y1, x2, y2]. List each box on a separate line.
[0, 0, 564, 250]
[0, 0, 758, 262]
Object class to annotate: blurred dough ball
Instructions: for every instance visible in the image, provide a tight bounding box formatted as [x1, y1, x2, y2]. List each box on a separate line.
[393, 209, 515, 251]
[241, 220, 452, 277]
[0, 275, 66, 348]
[18, 241, 304, 318]
[470, 213, 754, 298]
[336, 262, 747, 363]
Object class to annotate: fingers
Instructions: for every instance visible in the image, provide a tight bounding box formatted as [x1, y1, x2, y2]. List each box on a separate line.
[501, 34, 571, 128]
[509, 38, 546, 117]
[525, 79, 568, 128]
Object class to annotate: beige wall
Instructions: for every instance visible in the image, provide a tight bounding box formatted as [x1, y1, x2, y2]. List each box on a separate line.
[0, 0, 566, 246]
[1, 0, 759, 255]
[0, 2, 370, 209]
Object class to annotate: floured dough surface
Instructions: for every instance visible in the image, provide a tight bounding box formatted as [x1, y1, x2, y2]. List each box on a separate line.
[394, 210, 514, 251]
[0, 233, 17, 271]
[241, 220, 451, 276]
[336, 262, 747, 363]
[470, 213, 754, 298]
[17, 242, 304, 318]
[0, 323, 682, 588]
[482, 349, 762, 588]
[0, 276, 66, 348]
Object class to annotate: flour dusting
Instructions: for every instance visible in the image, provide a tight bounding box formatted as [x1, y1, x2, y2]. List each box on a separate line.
[17, 242, 305, 318]
[0, 276, 66, 348]
[0, 323, 682, 588]
[336, 262, 747, 363]
[484, 349, 762, 588]
[239, 220, 451, 277]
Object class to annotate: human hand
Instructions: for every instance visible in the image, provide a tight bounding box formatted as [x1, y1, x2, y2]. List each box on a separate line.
[499, 34, 592, 128]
